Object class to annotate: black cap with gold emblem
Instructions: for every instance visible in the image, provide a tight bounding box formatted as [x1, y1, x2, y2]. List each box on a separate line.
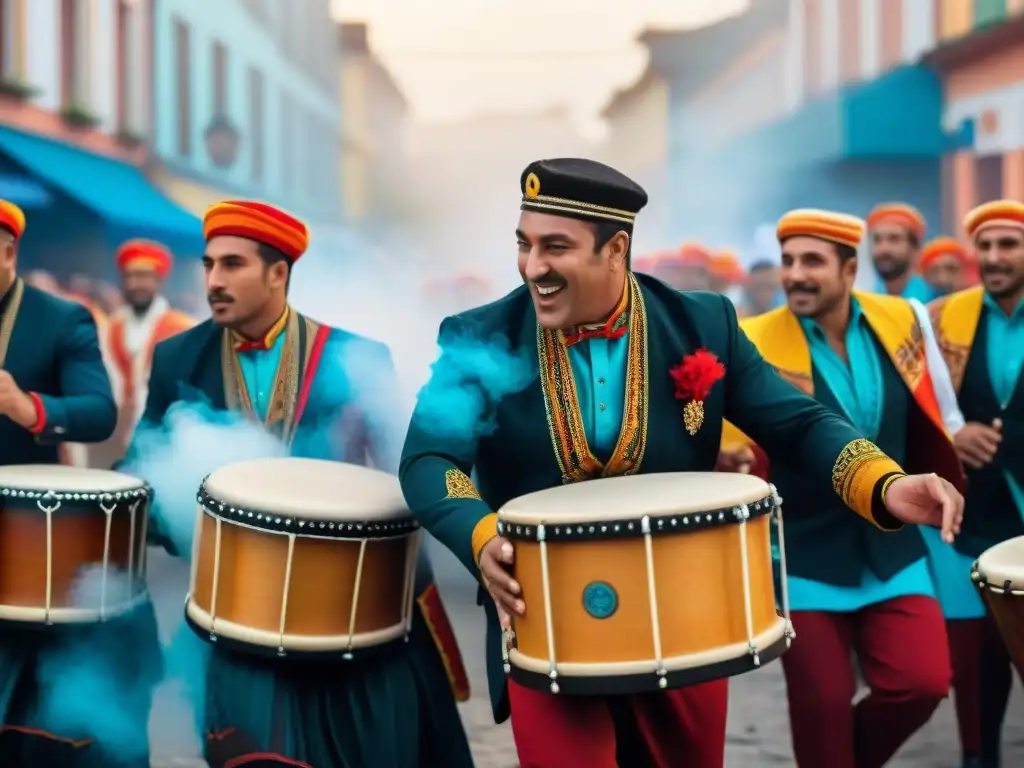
[520, 158, 648, 226]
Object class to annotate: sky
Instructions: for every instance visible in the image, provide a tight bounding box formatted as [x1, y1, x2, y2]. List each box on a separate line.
[333, 0, 750, 132]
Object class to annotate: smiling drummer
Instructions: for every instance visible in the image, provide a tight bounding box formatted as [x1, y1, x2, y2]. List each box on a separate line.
[400, 159, 965, 768]
[122, 200, 473, 768]
[720, 208, 965, 766]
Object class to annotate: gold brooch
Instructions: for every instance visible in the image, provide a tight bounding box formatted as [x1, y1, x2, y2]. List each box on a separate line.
[524, 172, 541, 198]
[683, 400, 704, 436]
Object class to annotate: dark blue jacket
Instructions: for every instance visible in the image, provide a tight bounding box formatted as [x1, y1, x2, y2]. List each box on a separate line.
[0, 280, 117, 464]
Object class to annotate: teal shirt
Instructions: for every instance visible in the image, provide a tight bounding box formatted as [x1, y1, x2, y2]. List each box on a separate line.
[236, 332, 287, 421]
[984, 293, 1024, 520]
[785, 298, 934, 611]
[567, 334, 628, 459]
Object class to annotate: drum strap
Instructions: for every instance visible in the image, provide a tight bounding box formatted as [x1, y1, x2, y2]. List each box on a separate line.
[0, 277, 24, 368]
[537, 272, 649, 483]
[221, 310, 321, 446]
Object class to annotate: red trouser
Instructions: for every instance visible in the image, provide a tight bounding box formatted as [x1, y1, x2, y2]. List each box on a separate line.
[781, 595, 951, 768]
[947, 615, 1015, 760]
[508, 677, 729, 768]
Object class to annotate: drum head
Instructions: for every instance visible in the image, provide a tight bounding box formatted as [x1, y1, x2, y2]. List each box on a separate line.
[977, 536, 1024, 590]
[203, 457, 408, 522]
[499, 472, 771, 526]
[0, 465, 146, 493]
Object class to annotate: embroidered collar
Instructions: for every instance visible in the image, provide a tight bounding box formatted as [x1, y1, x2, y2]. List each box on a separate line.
[233, 307, 289, 352]
[563, 280, 630, 347]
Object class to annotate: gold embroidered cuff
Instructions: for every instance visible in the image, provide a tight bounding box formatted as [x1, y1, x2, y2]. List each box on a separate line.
[471, 513, 499, 567]
[445, 468, 481, 500]
[832, 438, 905, 528]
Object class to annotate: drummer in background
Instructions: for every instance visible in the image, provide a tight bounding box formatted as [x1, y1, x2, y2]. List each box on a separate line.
[399, 159, 965, 768]
[927, 199, 1024, 768]
[719, 208, 964, 767]
[124, 200, 473, 768]
[0, 200, 133, 766]
[868, 201, 937, 303]
[97, 239, 194, 466]
[921, 235, 971, 297]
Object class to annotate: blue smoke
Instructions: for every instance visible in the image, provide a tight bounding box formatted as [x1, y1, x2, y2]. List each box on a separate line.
[124, 400, 288, 559]
[414, 329, 534, 442]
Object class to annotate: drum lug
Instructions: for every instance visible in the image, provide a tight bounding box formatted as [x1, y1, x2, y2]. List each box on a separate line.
[277, 647, 287, 658]
[748, 643, 761, 667]
[343, 651, 354, 660]
[548, 669, 559, 694]
[657, 669, 667, 689]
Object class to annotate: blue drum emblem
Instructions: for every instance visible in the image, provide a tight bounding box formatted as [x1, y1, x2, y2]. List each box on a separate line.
[582, 581, 618, 619]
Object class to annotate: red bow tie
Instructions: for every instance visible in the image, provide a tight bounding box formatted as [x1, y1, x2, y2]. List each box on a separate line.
[563, 321, 628, 347]
[234, 338, 270, 353]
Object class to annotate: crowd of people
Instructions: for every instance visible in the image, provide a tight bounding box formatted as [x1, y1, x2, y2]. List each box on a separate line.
[0, 156, 1019, 768]
[633, 203, 984, 320]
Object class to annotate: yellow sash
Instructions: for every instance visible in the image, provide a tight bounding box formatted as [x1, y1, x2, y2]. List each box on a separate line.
[723, 291, 944, 444]
[721, 292, 964, 512]
[0, 277, 24, 368]
[927, 286, 984, 393]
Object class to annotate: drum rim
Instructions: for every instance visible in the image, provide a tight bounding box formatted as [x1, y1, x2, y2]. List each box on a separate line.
[0, 484, 151, 503]
[498, 491, 776, 542]
[197, 479, 420, 539]
[0, 465, 149, 495]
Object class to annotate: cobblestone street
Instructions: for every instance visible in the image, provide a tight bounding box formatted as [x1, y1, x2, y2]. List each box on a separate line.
[147, 543, 1024, 767]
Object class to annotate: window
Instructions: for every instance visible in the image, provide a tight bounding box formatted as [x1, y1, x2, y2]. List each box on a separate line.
[174, 17, 192, 157]
[115, 0, 131, 128]
[0, 0, 28, 81]
[60, 0, 78, 106]
[248, 66, 265, 182]
[211, 40, 228, 116]
[280, 93, 293, 192]
[975, 155, 1004, 204]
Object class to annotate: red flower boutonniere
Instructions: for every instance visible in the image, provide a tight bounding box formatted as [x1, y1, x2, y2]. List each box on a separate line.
[670, 349, 726, 435]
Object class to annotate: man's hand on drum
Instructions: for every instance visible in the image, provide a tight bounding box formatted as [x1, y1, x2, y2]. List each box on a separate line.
[718, 444, 755, 474]
[883, 473, 965, 544]
[480, 535, 524, 624]
[0, 370, 36, 429]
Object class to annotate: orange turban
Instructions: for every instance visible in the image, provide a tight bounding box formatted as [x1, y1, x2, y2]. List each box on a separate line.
[777, 209, 865, 249]
[963, 199, 1024, 241]
[709, 251, 746, 283]
[867, 202, 926, 239]
[919, 236, 968, 272]
[0, 199, 26, 240]
[115, 239, 173, 278]
[203, 200, 309, 261]
[674, 243, 713, 267]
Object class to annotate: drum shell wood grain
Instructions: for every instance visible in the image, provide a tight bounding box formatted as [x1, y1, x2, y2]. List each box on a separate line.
[512, 515, 777, 665]
[190, 512, 412, 644]
[0, 498, 147, 611]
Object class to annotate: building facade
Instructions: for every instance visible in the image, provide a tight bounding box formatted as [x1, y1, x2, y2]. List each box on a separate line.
[599, 58, 670, 245]
[659, 0, 953, 245]
[0, 0, 198, 280]
[925, 2, 1024, 235]
[150, 0, 342, 226]
[338, 21, 410, 231]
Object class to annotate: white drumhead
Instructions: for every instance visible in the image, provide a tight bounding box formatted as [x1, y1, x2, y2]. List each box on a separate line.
[499, 472, 772, 525]
[977, 536, 1024, 589]
[0, 465, 145, 493]
[203, 457, 409, 522]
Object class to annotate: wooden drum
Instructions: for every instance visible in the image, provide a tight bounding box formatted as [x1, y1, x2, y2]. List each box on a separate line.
[0, 465, 150, 625]
[497, 472, 793, 695]
[185, 457, 421, 658]
[972, 536, 1024, 681]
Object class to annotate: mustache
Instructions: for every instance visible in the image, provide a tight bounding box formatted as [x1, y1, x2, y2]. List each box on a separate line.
[207, 292, 234, 304]
[786, 284, 819, 295]
[531, 273, 566, 287]
[981, 264, 1012, 276]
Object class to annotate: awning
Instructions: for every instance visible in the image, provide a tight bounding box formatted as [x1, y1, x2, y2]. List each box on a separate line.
[0, 125, 202, 246]
[713, 65, 951, 173]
